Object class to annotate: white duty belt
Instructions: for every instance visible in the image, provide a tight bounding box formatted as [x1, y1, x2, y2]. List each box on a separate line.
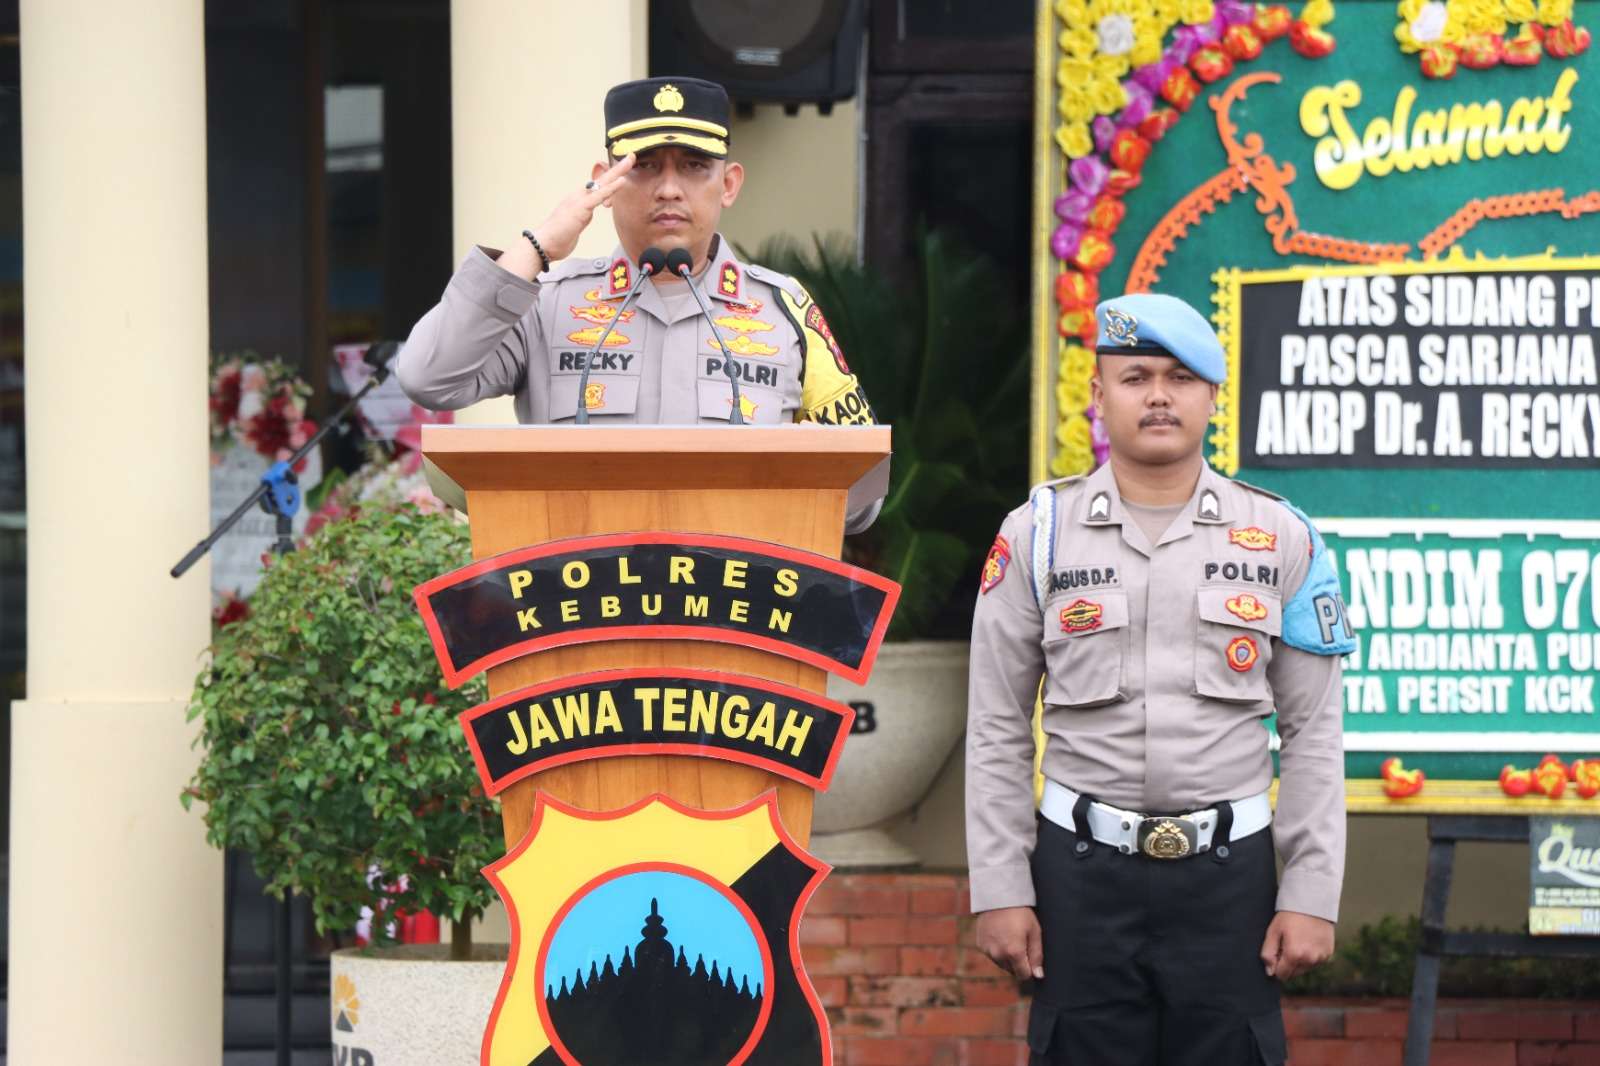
[1039, 779, 1272, 860]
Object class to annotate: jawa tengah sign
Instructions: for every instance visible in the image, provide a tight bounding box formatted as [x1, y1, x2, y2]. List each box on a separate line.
[460, 668, 854, 796]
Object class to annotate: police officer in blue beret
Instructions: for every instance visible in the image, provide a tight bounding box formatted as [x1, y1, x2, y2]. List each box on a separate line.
[966, 291, 1354, 1065]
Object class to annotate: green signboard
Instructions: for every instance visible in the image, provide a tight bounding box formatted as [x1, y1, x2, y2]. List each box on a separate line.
[1030, 0, 1600, 790]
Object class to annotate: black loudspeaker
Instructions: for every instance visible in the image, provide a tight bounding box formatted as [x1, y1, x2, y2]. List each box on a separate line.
[648, 0, 864, 111]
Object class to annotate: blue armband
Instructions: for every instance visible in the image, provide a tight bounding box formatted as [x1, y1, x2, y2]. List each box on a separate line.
[1279, 501, 1357, 657]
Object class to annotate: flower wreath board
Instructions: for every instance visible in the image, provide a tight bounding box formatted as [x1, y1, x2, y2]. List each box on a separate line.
[1030, 0, 1600, 815]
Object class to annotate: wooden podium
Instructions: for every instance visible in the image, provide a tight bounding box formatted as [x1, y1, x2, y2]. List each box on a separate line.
[421, 423, 892, 850]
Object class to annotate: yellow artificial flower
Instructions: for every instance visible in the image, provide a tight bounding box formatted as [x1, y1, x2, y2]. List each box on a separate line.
[1181, 0, 1216, 25]
[1538, 0, 1572, 25]
[1056, 0, 1090, 22]
[1060, 26, 1101, 58]
[1056, 121, 1094, 158]
[1503, 0, 1537, 20]
[1088, 76, 1129, 114]
[1057, 55, 1094, 86]
[1059, 88, 1095, 122]
[1063, 343, 1096, 382]
[1130, 26, 1164, 66]
[1300, 0, 1334, 28]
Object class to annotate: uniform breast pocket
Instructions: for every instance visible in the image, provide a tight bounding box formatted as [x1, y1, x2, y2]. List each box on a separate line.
[549, 372, 641, 421]
[1041, 591, 1129, 708]
[695, 378, 785, 424]
[1194, 587, 1281, 703]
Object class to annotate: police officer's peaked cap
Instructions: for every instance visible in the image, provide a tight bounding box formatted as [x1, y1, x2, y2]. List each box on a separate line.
[605, 77, 731, 159]
[1094, 293, 1226, 384]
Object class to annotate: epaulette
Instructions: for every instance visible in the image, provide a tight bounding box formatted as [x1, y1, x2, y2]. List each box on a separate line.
[543, 255, 613, 282]
[1231, 476, 1286, 504]
[1027, 475, 1084, 605]
[746, 263, 804, 301]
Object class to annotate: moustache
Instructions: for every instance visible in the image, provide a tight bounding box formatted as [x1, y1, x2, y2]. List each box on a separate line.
[1140, 413, 1181, 427]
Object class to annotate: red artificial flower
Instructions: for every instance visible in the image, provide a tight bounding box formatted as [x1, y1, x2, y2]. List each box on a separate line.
[1109, 129, 1152, 174]
[1138, 108, 1180, 142]
[1071, 230, 1116, 274]
[1533, 754, 1568, 798]
[1502, 25, 1544, 65]
[1088, 195, 1126, 232]
[1420, 42, 1459, 78]
[1457, 33, 1502, 69]
[1105, 168, 1143, 197]
[1222, 24, 1264, 61]
[1190, 44, 1235, 83]
[1253, 5, 1292, 40]
[1161, 67, 1201, 111]
[1543, 20, 1591, 58]
[1055, 270, 1098, 309]
[1500, 765, 1534, 797]
[1059, 307, 1098, 343]
[1289, 21, 1337, 59]
[1380, 757, 1425, 798]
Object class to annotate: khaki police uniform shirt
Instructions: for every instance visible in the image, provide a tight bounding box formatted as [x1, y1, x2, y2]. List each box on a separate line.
[966, 461, 1346, 922]
[397, 235, 875, 430]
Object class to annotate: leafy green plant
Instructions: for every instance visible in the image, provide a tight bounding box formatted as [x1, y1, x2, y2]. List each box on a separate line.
[748, 230, 1030, 638]
[1284, 914, 1600, 999]
[184, 506, 495, 959]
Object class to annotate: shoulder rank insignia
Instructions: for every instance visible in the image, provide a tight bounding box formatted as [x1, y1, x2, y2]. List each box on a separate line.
[980, 535, 1011, 595]
[608, 257, 631, 296]
[1229, 527, 1277, 551]
[719, 260, 740, 298]
[1198, 489, 1221, 521]
[1087, 492, 1112, 523]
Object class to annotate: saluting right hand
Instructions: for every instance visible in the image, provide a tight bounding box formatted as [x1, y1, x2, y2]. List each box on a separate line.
[976, 906, 1045, 982]
[527, 153, 637, 263]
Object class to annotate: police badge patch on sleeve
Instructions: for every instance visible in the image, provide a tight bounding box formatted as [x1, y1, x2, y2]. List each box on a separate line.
[980, 535, 1011, 594]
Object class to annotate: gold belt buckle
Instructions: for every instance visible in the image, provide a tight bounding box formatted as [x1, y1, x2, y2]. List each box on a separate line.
[1137, 817, 1198, 859]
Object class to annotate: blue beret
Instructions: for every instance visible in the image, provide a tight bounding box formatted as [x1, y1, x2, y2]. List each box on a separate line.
[1094, 293, 1226, 384]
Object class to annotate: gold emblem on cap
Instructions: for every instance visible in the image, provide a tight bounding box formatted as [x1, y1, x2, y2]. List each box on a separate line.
[654, 84, 685, 113]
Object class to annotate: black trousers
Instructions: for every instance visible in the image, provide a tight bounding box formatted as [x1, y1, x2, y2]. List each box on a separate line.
[1027, 814, 1287, 1066]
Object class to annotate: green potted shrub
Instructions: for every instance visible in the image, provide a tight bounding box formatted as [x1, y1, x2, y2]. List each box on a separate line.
[184, 500, 505, 1061]
[748, 229, 1030, 865]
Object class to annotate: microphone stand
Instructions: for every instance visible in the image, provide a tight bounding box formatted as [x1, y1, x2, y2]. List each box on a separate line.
[171, 341, 396, 1066]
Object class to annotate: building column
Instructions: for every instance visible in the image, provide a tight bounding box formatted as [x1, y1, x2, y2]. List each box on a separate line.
[448, 0, 647, 424]
[10, 2, 221, 1063]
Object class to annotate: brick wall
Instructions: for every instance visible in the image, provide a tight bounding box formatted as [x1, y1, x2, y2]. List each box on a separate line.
[800, 872, 1600, 1066]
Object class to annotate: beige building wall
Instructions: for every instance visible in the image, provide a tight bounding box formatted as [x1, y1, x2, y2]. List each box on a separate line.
[10, 0, 223, 1061]
[722, 101, 860, 258]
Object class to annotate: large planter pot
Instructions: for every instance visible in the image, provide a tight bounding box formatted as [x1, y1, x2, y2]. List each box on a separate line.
[330, 944, 508, 1066]
[814, 640, 969, 867]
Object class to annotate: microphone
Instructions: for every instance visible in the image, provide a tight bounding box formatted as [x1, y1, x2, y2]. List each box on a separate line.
[667, 247, 744, 425]
[574, 246, 666, 423]
[361, 340, 400, 384]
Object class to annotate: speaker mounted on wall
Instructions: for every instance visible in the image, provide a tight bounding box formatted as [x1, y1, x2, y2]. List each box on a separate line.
[648, 0, 864, 113]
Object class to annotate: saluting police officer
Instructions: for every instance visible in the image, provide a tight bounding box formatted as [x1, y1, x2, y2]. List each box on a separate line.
[397, 76, 880, 530]
[966, 293, 1353, 1065]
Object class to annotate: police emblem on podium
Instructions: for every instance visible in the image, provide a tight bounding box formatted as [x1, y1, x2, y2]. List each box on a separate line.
[411, 422, 898, 1066]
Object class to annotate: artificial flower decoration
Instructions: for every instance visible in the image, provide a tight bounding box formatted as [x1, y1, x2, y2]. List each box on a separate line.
[1138, 107, 1180, 141]
[1501, 22, 1545, 63]
[1543, 19, 1591, 57]
[1059, 307, 1098, 343]
[1223, 22, 1266, 58]
[1106, 167, 1144, 197]
[1088, 194, 1127, 231]
[1254, 4, 1294, 38]
[1500, 764, 1535, 796]
[1055, 269, 1099, 309]
[1421, 41, 1461, 74]
[1072, 230, 1117, 272]
[1291, 0, 1338, 55]
[1533, 754, 1569, 797]
[1160, 66, 1201, 109]
[1191, 43, 1237, 80]
[1573, 759, 1600, 799]
[1109, 128, 1153, 172]
[1458, 32, 1504, 66]
[1380, 757, 1426, 798]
